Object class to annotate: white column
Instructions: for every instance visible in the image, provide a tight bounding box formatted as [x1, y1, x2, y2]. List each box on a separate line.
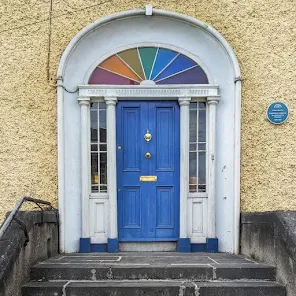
[178, 97, 191, 238]
[57, 77, 65, 252]
[78, 97, 91, 238]
[105, 96, 118, 239]
[207, 96, 220, 238]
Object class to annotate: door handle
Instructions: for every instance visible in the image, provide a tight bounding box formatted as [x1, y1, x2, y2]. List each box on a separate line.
[145, 152, 151, 159]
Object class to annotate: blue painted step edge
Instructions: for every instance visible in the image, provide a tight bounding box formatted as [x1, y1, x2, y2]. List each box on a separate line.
[80, 237, 218, 253]
[191, 238, 219, 253]
[79, 238, 118, 253]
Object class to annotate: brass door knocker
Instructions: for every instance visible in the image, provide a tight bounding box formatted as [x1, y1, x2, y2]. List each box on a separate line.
[144, 129, 152, 143]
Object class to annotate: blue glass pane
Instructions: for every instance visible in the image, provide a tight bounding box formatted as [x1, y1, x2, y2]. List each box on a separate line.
[155, 55, 197, 81]
[150, 48, 178, 80]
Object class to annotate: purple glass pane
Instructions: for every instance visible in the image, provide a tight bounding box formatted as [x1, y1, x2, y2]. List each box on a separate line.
[89, 67, 139, 85]
[157, 66, 208, 84]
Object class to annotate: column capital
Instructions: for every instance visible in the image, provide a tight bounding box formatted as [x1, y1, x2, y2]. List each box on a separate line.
[78, 96, 90, 106]
[207, 96, 220, 105]
[104, 96, 118, 106]
[178, 97, 191, 106]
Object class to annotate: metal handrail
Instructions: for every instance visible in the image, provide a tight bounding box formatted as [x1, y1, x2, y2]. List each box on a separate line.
[0, 196, 56, 240]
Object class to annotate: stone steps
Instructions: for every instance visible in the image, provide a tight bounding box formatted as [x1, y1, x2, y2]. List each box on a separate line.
[22, 280, 286, 296]
[30, 263, 276, 281]
[22, 253, 286, 296]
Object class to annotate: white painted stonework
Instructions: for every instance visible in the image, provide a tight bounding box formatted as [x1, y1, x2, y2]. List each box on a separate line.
[57, 8, 241, 253]
[78, 88, 219, 249]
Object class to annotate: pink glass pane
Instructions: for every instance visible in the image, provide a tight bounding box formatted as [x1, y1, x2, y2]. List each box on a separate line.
[89, 68, 139, 85]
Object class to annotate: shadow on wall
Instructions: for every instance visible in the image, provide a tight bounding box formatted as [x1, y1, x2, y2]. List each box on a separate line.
[241, 211, 296, 296]
[0, 211, 59, 296]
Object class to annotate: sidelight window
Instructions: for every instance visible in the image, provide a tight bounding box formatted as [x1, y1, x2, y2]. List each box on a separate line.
[189, 102, 207, 193]
[90, 102, 107, 193]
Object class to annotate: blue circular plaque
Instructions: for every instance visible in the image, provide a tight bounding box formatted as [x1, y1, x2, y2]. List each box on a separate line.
[266, 102, 289, 124]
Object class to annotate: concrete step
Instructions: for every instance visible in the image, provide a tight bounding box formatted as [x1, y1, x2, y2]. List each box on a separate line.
[22, 280, 286, 296]
[30, 263, 276, 281]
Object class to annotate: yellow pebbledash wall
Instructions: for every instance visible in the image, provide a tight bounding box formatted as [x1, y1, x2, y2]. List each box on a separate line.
[0, 0, 296, 222]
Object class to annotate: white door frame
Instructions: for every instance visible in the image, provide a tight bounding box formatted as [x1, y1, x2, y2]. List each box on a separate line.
[57, 8, 241, 253]
[78, 84, 220, 251]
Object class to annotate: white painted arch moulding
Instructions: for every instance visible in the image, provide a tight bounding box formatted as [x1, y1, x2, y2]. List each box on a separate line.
[57, 7, 242, 254]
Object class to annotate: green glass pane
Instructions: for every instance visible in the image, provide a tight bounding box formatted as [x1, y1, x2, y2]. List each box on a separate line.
[138, 47, 157, 79]
[118, 49, 145, 80]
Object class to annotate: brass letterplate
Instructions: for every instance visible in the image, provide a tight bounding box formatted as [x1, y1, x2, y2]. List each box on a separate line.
[139, 176, 157, 182]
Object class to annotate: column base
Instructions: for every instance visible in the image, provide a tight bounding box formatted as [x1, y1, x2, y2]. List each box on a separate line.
[80, 238, 108, 252]
[206, 238, 219, 252]
[190, 238, 219, 253]
[79, 238, 91, 253]
[177, 238, 191, 252]
[108, 238, 119, 253]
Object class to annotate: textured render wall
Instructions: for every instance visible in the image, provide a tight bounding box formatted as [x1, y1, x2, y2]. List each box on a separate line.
[0, 0, 296, 222]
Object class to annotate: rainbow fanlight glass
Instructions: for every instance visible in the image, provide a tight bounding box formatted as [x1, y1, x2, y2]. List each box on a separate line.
[89, 47, 208, 85]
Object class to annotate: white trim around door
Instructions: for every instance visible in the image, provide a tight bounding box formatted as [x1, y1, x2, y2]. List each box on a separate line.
[78, 84, 220, 252]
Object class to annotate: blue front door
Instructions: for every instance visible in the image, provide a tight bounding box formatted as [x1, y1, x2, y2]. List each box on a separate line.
[117, 101, 180, 241]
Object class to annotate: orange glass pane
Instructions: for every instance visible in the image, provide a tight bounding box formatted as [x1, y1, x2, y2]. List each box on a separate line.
[99, 55, 141, 82]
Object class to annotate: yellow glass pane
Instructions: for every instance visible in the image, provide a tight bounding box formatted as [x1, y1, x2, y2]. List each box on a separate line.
[118, 49, 145, 80]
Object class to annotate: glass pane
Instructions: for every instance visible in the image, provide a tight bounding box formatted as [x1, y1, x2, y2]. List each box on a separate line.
[99, 110, 107, 143]
[118, 48, 145, 80]
[89, 67, 139, 85]
[199, 102, 206, 109]
[91, 153, 98, 185]
[190, 143, 197, 151]
[189, 184, 198, 192]
[189, 110, 197, 142]
[92, 186, 99, 193]
[91, 111, 98, 142]
[198, 143, 206, 151]
[99, 102, 106, 110]
[199, 109, 206, 142]
[138, 47, 158, 79]
[189, 152, 197, 192]
[150, 48, 178, 80]
[91, 144, 98, 152]
[198, 152, 206, 185]
[100, 128, 107, 143]
[157, 66, 208, 84]
[198, 185, 206, 192]
[100, 185, 107, 193]
[99, 55, 141, 82]
[91, 102, 98, 110]
[100, 144, 107, 151]
[190, 102, 197, 109]
[189, 152, 197, 178]
[99, 110, 106, 126]
[100, 153, 107, 186]
[155, 55, 196, 81]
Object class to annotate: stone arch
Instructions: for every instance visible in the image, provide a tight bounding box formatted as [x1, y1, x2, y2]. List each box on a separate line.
[57, 8, 241, 253]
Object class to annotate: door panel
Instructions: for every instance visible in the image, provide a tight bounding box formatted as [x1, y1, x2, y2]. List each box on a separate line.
[155, 107, 175, 171]
[156, 186, 174, 228]
[122, 107, 141, 171]
[122, 186, 141, 229]
[117, 101, 180, 241]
